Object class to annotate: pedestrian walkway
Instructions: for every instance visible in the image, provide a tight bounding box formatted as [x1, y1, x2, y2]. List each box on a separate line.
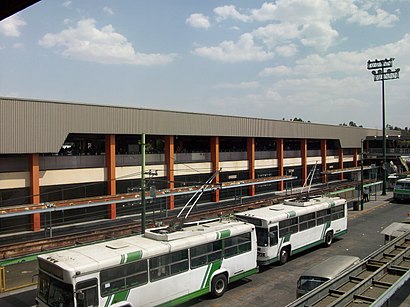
[348, 191, 395, 219]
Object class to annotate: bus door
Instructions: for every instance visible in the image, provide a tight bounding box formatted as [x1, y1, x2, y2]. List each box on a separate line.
[76, 279, 98, 307]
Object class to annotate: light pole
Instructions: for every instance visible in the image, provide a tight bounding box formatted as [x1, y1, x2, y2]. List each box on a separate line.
[367, 58, 400, 195]
[360, 139, 364, 211]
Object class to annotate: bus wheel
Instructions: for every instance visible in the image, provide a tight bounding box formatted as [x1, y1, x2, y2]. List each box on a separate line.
[279, 247, 289, 265]
[325, 231, 333, 247]
[211, 274, 228, 298]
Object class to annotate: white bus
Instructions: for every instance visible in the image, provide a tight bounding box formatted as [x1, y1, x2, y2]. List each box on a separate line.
[235, 196, 347, 265]
[36, 218, 258, 307]
[393, 177, 410, 202]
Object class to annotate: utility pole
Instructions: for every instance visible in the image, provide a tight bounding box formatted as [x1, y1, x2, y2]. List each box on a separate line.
[367, 58, 400, 195]
[141, 133, 146, 234]
[360, 139, 364, 211]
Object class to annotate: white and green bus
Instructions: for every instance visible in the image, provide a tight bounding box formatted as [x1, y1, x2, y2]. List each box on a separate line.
[235, 196, 347, 265]
[36, 218, 258, 307]
[393, 178, 410, 202]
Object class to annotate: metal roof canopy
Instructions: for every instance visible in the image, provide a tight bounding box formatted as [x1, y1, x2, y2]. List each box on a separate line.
[0, 0, 41, 21]
[0, 176, 297, 218]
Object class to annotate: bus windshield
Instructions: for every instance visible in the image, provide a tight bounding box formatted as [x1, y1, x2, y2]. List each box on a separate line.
[38, 271, 74, 307]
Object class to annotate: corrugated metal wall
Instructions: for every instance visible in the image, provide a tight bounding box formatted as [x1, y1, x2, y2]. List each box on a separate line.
[0, 97, 383, 154]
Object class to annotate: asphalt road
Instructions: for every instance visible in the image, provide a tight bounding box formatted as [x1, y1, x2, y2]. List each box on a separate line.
[187, 199, 410, 307]
[0, 197, 409, 307]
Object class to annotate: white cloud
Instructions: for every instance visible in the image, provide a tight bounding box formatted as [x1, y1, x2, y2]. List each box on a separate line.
[12, 42, 24, 49]
[38, 19, 176, 65]
[193, 33, 274, 63]
[0, 15, 26, 37]
[275, 44, 298, 57]
[207, 1, 400, 54]
[103, 7, 114, 16]
[259, 65, 293, 77]
[186, 13, 210, 29]
[62, 1, 72, 8]
[300, 22, 339, 52]
[216, 81, 259, 89]
[347, 7, 399, 28]
[214, 5, 249, 22]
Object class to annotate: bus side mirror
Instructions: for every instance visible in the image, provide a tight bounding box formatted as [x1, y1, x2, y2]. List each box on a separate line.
[76, 291, 85, 300]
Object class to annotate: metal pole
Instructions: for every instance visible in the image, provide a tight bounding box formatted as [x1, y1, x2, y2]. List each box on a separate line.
[382, 73, 387, 195]
[360, 139, 364, 210]
[141, 133, 146, 234]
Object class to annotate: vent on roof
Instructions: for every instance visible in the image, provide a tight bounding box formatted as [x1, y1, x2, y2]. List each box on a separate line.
[106, 242, 129, 249]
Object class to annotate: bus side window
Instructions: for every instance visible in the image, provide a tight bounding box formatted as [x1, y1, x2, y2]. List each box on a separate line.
[76, 279, 98, 307]
[269, 226, 278, 246]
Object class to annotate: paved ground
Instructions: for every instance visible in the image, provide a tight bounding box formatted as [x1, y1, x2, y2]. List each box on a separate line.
[0, 192, 409, 307]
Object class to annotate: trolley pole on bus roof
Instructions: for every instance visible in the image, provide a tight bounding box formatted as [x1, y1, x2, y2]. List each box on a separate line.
[367, 58, 399, 196]
[141, 133, 146, 234]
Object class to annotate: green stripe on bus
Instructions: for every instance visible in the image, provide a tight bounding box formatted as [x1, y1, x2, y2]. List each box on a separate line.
[111, 289, 130, 305]
[126, 250, 142, 263]
[104, 295, 112, 307]
[219, 229, 231, 239]
[204, 260, 222, 288]
[120, 254, 126, 264]
[321, 222, 331, 240]
[200, 264, 212, 289]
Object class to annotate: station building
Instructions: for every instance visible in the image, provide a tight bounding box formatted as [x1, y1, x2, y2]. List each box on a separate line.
[0, 97, 388, 234]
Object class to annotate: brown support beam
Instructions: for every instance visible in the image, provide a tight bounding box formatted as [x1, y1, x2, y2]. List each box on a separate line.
[301, 139, 308, 184]
[353, 148, 358, 167]
[276, 138, 284, 191]
[211, 136, 220, 202]
[165, 135, 175, 210]
[29, 153, 41, 231]
[339, 148, 344, 180]
[105, 134, 116, 220]
[321, 139, 327, 183]
[247, 137, 255, 196]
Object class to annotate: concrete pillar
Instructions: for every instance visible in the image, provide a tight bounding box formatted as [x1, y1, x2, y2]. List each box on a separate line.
[353, 148, 358, 167]
[321, 139, 327, 183]
[247, 137, 255, 196]
[339, 148, 344, 180]
[276, 138, 284, 191]
[105, 134, 116, 219]
[165, 136, 175, 210]
[29, 154, 41, 231]
[211, 136, 220, 202]
[301, 139, 308, 184]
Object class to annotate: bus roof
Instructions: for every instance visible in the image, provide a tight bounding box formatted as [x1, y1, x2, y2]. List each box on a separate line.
[236, 196, 345, 224]
[396, 178, 410, 183]
[38, 219, 253, 275]
[299, 255, 360, 281]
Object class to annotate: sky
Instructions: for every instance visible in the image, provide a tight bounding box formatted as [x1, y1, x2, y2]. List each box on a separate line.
[0, 0, 409, 129]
